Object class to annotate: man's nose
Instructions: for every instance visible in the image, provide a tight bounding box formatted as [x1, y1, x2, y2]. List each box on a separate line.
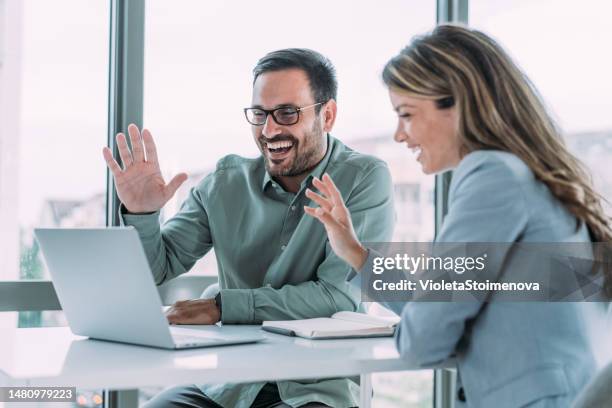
[262, 114, 282, 138]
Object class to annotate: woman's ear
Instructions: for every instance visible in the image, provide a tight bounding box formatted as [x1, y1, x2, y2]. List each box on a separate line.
[322, 99, 338, 132]
[435, 96, 455, 109]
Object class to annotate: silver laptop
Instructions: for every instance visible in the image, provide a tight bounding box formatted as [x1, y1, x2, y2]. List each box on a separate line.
[34, 227, 263, 349]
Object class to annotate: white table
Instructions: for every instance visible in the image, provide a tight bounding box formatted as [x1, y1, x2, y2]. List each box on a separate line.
[0, 325, 411, 407]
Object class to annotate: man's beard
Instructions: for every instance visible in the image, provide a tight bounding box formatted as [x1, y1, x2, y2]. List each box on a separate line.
[260, 122, 326, 177]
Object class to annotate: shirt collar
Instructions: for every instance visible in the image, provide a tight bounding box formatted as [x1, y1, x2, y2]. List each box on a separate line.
[261, 133, 334, 192]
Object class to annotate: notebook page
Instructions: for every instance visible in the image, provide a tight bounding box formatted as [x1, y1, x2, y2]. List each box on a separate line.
[331, 311, 400, 327]
[265, 317, 380, 336]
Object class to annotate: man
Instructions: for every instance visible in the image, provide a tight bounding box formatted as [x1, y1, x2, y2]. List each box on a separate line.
[103, 48, 394, 408]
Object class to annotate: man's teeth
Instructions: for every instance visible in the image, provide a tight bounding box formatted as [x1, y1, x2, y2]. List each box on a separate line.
[411, 146, 422, 155]
[267, 141, 293, 150]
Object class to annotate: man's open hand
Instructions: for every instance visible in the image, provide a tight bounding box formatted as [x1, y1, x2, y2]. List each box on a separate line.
[102, 124, 188, 213]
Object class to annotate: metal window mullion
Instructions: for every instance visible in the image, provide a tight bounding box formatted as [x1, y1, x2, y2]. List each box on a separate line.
[106, 0, 145, 228]
[434, 2, 469, 408]
[437, 0, 468, 24]
[104, 1, 145, 407]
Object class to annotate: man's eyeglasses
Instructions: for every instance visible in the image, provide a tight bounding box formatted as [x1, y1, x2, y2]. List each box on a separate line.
[244, 102, 324, 126]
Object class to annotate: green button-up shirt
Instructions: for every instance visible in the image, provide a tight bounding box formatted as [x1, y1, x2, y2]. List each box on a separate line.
[122, 134, 394, 408]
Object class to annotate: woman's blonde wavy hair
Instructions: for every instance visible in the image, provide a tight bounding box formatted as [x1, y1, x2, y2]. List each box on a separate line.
[383, 24, 612, 296]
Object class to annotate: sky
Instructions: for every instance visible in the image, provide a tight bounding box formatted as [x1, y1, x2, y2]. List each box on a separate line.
[11, 0, 612, 227]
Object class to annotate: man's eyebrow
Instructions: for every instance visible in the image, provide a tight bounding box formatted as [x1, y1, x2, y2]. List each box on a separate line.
[250, 103, 297, 109]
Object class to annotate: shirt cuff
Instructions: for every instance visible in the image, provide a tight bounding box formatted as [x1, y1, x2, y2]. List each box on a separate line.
[345, 248, 380, 289]
[119, 204, 161, 236]
[218, 288, 254, 324]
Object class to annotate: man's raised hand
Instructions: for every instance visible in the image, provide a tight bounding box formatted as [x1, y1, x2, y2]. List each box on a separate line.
[102, 124, 187, 213]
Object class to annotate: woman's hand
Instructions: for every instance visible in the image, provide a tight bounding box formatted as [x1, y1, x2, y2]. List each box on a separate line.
[304, 173, 369, 270]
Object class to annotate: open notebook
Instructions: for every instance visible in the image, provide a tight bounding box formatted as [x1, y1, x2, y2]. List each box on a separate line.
[262, 311, 400, 339]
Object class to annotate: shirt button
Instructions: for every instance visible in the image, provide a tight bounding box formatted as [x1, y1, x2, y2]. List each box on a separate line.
[266, 283, 272, 288]
[281, 245, 286, 250]
[291, 205, 296, 211]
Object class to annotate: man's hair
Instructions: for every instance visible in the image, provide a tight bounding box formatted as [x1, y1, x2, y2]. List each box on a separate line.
[253, 48, 337, 112]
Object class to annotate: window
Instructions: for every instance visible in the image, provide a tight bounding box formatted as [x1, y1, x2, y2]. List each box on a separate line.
[0, 1, 109, 405]
[470, 0, 612, 213]
[0, 0, 109, 331]
[143, 1, 436, 406]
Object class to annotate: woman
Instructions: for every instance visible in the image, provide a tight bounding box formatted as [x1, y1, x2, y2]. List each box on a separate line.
[304, 25, 612, 407]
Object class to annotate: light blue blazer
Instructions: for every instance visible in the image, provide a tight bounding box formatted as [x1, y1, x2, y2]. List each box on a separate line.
[356, 150, 605, 408]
